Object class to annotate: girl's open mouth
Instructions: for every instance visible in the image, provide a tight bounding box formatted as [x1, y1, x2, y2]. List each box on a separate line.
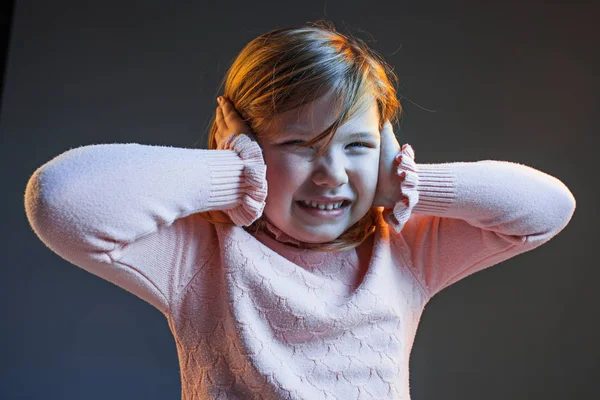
[295, 200, 351, 220]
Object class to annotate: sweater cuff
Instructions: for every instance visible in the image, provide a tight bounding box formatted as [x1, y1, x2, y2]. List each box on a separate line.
[411, 163, 457, 216]
[210, 133, 267, 226]
[383, 144, 456, 233]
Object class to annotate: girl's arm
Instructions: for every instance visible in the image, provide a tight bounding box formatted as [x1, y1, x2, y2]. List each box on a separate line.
[24, 134, 266, 315]
[387, 146, 576, 299]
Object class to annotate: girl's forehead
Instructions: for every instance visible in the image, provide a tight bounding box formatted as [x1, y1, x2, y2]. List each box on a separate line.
[276, 98, 379, 137]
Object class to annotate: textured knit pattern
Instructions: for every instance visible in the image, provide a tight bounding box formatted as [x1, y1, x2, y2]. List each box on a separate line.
[24, 133, 576, 399]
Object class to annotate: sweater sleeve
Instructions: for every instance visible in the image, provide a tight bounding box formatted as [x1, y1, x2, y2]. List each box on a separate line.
[23, 134, 267, 315]
[385, 145, 576, 299]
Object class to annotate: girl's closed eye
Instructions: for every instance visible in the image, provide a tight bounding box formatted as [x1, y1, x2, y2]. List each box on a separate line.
[280, 140, 305, 146]
[347, 141, 372, 148]
[280, 140, 374, 149]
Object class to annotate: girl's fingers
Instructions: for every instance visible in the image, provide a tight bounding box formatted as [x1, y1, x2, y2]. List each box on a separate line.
[218, 96, 251, 136]
[218, 97, 235, 122]
[381, 120, 394, 134]
[380, 120, 401, 160]
[221, 100, 244, 128]
[216, 106, 225, 128]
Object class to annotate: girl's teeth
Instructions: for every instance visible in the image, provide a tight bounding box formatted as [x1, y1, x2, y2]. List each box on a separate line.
[301, 200, 344, 210]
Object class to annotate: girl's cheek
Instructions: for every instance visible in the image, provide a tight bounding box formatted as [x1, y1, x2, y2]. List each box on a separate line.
[278, 153, 312, 170]
[265, 154, 307, 183]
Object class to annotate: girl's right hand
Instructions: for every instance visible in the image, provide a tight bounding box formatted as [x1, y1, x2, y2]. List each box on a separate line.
[215, 96, 257, 145]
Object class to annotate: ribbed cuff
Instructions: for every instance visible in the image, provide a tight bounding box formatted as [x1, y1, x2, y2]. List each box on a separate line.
[383, 144, 457, 233]
[210, 133, 267, 226]
[412, 163, 457, 215]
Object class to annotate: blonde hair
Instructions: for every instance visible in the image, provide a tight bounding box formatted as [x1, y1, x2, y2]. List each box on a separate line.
[200, 20, 403, 252]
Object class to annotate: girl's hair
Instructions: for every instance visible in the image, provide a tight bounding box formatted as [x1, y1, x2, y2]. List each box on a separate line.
[200, 20, 403, 252]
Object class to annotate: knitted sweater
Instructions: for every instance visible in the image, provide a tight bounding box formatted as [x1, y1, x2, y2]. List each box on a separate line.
[24, 134, 576, 399]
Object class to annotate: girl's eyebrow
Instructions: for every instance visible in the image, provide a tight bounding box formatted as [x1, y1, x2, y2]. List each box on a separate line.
[282, 126, 379, 140]
[347, 132, 380, 140]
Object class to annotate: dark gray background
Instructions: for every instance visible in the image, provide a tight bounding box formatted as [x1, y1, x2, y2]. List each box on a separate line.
[2, 1, 598, 399]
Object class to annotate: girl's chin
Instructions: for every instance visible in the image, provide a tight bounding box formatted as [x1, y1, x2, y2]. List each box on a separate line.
[263, 208, 358, 243]
[289, 226, 346, 243]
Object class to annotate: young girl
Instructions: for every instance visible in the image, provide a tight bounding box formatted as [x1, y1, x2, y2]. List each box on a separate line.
[24, 21, 576, 399]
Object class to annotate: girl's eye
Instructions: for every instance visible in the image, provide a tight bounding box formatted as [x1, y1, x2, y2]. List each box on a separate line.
[347, 142, 368, 148]
[281, 140, 304, 146]
[281, 140, 371, 148]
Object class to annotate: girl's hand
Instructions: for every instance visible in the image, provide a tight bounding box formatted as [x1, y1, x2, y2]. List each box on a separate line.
[215, 96, 257, 145]
[372, 120, 404, 208]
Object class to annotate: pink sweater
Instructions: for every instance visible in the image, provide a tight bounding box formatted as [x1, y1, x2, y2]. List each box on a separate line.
[24, 134, 576, 399]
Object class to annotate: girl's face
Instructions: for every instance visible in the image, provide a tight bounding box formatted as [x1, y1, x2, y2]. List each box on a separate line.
[258, 92, 381, 243]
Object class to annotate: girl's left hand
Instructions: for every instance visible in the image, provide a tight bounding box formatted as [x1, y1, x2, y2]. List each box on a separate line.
[372, 120, 403, 208]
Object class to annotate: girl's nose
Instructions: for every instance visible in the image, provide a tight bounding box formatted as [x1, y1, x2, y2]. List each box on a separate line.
[311, 153, 349, 187]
